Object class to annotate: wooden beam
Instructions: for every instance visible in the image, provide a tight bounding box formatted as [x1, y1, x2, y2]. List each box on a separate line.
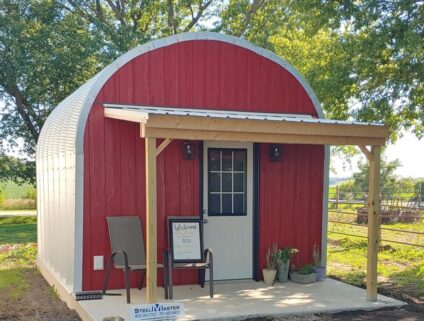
[367, 146, 381, 301]
[146, 114, 389, 139]
[358, 145, 374, 161]
[156, 138, 173, 157]
[104, 107, 148, 123]
[145, 137, 158, 303]
[142, 126, 386, 146]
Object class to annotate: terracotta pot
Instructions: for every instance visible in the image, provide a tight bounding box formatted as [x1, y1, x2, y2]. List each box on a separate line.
[262, 268, 277, 286]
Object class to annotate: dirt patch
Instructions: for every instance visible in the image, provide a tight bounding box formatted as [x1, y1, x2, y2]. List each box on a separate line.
[0, 270, 81, 321]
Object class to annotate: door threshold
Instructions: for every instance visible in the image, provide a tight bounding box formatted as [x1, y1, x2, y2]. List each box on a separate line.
[209, 279, 256, 285]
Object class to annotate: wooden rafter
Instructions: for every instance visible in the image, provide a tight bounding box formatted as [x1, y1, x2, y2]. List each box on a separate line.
[156, 138, 173, 156]
[358, 145, 374, 161]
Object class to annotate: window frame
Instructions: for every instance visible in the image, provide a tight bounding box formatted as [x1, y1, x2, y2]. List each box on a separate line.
[207, 148, 247, 216]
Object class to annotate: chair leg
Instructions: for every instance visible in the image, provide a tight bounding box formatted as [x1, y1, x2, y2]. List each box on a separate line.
[199, 269, 205, 288]
[102, 254, 115, 294]
[138, 271, 145, 290]
[163, 252, 169, 299]
[124, 267, 130, 304]
[209, 254, 214, 298]
[167, 251, 173, 300]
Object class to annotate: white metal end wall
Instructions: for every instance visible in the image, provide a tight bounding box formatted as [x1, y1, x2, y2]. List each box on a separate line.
[36, 77, 98, 292]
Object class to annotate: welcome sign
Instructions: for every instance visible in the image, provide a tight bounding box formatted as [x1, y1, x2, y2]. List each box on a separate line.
[130, 302, 184, 321]
[168, 217, 203, 263]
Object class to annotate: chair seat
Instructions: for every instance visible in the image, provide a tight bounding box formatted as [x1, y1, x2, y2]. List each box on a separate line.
[117, 263, 164, 270]
[173, 262, 209, 269]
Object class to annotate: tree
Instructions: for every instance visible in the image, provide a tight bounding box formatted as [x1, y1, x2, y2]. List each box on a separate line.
[0, 155, 36, 185]
[0, 0, 105, 156]
[279, 0, 424, 139]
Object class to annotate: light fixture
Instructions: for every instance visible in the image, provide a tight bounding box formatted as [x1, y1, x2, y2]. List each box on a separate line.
[269, 144, 282, 161]
[182, 141, 194, 160]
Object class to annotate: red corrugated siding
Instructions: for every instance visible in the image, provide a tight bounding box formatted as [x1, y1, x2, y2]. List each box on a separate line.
[83, 40, 322, 290]
[259, 144, 324, 270]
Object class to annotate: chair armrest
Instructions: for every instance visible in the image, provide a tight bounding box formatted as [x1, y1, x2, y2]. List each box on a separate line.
[204, 248, 213, 265]
[111, 250, 129, 269]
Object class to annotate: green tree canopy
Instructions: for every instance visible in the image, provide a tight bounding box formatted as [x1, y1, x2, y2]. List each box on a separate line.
[1, 0, 423, 185]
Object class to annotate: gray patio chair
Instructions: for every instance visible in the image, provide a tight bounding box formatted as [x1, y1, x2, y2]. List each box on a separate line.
[102, 216, 165, 303]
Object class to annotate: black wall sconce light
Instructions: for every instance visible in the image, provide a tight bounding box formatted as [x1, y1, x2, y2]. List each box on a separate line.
[182, 141, 194, 160]
[269, 144, 282, 161]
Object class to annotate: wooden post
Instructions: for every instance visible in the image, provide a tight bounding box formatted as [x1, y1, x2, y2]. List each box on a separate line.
[336, 185, 339, 209]
[367, 146, 380, 301]
[145, 137, 158, 303]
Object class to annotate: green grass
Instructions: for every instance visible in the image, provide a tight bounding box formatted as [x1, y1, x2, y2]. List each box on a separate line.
[0, 180, 36, 199]
[0, 216, 37, 244]
[0, 216, 37, 301]
[328, 221, 424, 297]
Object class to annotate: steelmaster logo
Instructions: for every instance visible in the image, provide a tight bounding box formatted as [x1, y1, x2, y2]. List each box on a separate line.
[135, 304, 181, 313]
[131, 302, 184, 321]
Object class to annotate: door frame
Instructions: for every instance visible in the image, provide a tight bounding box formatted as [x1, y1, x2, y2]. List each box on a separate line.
[198, 141, 260, 281]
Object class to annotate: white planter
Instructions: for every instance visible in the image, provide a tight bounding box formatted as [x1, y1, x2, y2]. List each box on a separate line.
[262, 269, 277, 286]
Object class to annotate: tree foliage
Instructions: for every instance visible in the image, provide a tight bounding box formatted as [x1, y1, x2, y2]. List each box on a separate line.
[0, 0, 105, 156]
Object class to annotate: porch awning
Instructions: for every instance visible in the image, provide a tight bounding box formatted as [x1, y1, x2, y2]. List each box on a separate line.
[104, 104, 389, 146]
[103, 103, 388, 304]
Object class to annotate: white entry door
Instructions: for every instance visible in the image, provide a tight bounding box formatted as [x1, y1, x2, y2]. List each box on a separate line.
[203, 141, 253, 280]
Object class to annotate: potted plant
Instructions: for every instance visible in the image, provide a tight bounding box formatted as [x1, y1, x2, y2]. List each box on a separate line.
[313, 243, 326, 281]
[290, 264, 317, 284]
[262, 243, 278, 285]
[276, 247, 298, 282]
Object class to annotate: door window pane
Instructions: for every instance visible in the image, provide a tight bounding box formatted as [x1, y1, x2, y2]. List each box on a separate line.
[233, 173, 244, 192]
[222, 173, 232, 192]
[209, 173, 221, 193]
[233, 194, 244, 214]
[208, 194, 220, 215]
[209, 150, 220, 171]
[222, 194, 232, 214]
[221, 150, 233, 171]
[208, 148, 247, 216]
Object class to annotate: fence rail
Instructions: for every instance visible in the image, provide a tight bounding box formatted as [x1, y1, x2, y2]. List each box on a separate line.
[327, 189, 424, 248]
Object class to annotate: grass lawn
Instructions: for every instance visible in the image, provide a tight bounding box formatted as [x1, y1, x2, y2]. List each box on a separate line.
[328, 213, 424, 298]
[0, 216, 37, 301]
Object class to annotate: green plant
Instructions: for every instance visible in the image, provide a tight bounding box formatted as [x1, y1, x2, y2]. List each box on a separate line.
[0, 187, 5, 206]
[25, 189, 36, 200]
[265, 243, 278, 270]
[277, 247, 299, 264]
[299, 264, 316, 275]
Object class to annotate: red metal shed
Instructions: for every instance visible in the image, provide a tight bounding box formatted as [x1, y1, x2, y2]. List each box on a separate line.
[37, 32, 350, 298]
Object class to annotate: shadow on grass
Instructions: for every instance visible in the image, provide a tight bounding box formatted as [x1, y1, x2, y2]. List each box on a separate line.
[0, 224, 36, 244]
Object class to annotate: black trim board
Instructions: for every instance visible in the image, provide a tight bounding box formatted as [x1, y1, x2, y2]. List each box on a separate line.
[253, 143, 260, 281]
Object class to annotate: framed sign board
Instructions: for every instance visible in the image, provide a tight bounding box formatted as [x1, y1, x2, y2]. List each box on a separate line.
[168, 217, 203, 263]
